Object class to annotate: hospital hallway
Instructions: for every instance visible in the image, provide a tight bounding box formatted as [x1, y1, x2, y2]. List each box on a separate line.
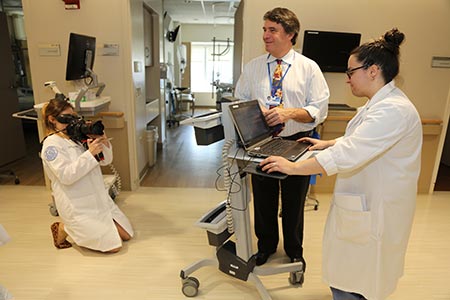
[140, 109, 225, 188]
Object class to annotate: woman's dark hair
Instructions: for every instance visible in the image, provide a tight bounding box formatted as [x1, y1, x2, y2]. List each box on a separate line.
[42, 98, 74, 133]
[264, 7, 300, 45]
[350, 28, 405, 83]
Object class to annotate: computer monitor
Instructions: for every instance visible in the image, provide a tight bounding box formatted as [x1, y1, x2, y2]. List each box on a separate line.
[302, 30, 361, 73]
[64, 32, 105, 112]
[65, 33, 96, 81]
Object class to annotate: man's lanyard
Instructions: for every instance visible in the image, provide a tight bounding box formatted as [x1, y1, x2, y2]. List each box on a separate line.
[267, 61, 291, 97]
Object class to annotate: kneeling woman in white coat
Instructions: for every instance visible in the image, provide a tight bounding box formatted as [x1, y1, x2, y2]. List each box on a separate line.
[259, 28, 422, 300]
[41, 98, 134, 253]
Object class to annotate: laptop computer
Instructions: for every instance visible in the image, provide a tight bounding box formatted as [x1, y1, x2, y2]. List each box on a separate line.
[228, 100, 311, 162]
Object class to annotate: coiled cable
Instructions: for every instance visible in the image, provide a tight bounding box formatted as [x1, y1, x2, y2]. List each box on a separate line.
[222, 140, 235, 234]
[108, 163, 122, 198]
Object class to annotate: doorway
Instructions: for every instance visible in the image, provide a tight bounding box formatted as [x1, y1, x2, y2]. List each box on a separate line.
[434, 114, 450, 191]
[0, 4, 43, 185]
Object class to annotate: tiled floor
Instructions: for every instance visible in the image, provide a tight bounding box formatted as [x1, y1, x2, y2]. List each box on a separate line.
[1, 186, 449, 300]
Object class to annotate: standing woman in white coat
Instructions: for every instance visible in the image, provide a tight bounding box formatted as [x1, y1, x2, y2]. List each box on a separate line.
[259, 28, 422, 300]
[41, 99, 134, 253]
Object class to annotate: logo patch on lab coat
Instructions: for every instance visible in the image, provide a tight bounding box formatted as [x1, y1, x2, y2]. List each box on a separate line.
[44, 146, 58, 161]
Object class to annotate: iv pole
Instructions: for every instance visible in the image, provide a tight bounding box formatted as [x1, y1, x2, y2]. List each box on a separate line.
[211, 37, 232, 98]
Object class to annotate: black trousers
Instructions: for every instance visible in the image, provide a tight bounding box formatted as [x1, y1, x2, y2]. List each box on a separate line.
[251, 130, 313, 259]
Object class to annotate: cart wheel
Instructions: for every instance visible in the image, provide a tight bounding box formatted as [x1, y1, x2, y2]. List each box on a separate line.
[49, 203, 59, 217]
[189, 277, 200, 288]
[182, 277, 199, 297]
[289, 270, 304, 286]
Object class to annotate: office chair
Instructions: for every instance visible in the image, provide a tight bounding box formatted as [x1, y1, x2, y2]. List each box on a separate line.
[167, 90, 180, 127]
[305, 174, 319, 211]
[174, 87, 195, 117]
[305, 127, 322, 210]
[0, 169, 20, 184]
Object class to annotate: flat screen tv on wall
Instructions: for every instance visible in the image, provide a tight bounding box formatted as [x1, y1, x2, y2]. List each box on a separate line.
[302, 30, 361, 73]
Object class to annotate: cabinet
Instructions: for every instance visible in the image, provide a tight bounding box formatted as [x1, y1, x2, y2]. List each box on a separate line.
[143, 8, 153, 67]
[0, 12, 26, 167]
[146, 99, 159, 123]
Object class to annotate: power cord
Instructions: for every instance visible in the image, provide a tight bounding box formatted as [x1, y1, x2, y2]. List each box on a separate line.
[107, 163, 122, 198]
[218, 140, 256, 234]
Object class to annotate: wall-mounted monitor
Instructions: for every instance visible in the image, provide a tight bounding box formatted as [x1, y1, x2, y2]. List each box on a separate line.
[65, 32, 106, 113]
[167, 25, 180, 43]
[65, 32, 96, 81]
[302, 30, 361, 73]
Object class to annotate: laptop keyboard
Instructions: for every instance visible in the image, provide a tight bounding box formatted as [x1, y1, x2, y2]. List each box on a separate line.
[258, 139, 294, 156]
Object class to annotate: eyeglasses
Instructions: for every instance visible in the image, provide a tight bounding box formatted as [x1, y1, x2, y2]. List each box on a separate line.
[345, 65, 366, 79]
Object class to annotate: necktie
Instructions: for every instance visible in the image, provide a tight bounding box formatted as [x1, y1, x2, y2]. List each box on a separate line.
[270, 59, 284, 136]
[270, 59, 283, 108]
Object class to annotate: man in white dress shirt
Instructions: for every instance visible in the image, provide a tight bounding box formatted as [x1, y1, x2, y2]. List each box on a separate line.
[234, 7, 329, 280]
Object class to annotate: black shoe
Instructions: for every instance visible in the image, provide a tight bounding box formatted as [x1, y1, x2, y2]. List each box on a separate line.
[255, 251, 276, 266]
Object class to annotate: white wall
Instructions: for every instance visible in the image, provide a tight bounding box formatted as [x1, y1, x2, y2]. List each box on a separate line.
[239, 0, 450, 119]
[21, 0, 166, 191]
[239, 0, 450, 191]
[21, 0, 138, 189]
[22, 0, 133, 113]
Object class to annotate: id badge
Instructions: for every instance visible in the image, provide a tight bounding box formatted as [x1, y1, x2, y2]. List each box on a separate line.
[266, 95, 282, 108]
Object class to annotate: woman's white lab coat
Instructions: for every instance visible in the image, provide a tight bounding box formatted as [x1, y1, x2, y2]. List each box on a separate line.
[41, 134, 133, 252]
[315, 81, 422, 300]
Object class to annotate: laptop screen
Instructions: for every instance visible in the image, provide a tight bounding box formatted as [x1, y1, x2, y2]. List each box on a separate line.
[228, 100, 272, 148]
